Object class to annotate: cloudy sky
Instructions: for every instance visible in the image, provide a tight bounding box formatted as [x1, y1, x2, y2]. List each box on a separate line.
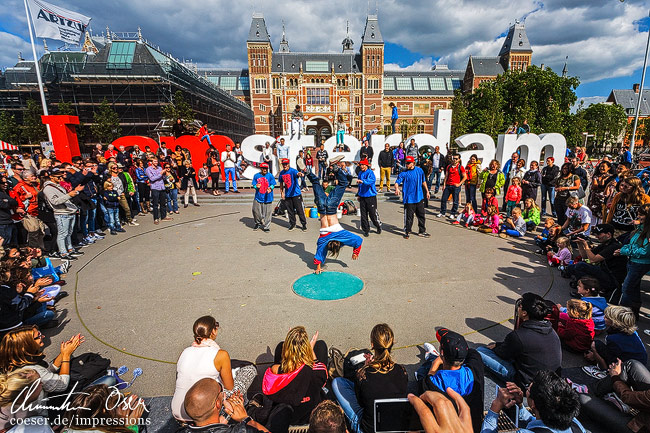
[1, 0, 649, 106]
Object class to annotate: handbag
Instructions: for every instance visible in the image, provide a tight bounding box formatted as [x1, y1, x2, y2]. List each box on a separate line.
[570, 185, 586, 200]
[22, 214, 44, 233]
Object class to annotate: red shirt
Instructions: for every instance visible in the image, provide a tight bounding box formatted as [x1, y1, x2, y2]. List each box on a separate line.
[104, 149, 117, 159]
[445, 163, 466, 185]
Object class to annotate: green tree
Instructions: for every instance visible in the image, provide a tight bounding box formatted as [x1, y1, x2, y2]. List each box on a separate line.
[161, 90, 194, 122]
[582, 103, 627, 154]
[91, 98, 121, 144]
[467, 80, 505, 140]
[0, 111, 21, 145]
[23, 99, 48, 144]
[449, 89, 469, 146]
[56, 101, 75, 115]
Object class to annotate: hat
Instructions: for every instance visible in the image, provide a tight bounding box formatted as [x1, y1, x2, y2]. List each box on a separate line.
[436, 328, 468, 363]
[259, 163, 269, 169]
[592, 223, 615, 235]
[357, 158, 370, 166]
[330, 155, 345, 164]
[281, 158, 290, 164]
[405, 156, 415, 163]
[49, 168, 64, 177]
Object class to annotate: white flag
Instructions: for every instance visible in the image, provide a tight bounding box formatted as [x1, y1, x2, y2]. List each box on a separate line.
[27, 0, 91, 44]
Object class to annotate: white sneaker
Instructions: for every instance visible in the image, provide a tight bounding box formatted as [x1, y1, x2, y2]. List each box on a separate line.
[604, 392, 633, 413]
[423, 342, 439, 358]
[448, 214, 456, 220]
[436, 213, 445, 218]
[582, 365, 607, 379]
[131, 217, 137, 223]
[128, 221, 140, 226]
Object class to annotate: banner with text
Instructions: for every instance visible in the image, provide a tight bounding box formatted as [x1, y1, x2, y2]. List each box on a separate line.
[27, 0, 91, 44]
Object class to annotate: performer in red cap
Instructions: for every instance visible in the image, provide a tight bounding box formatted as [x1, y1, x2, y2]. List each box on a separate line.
[279, 158, 307, 231]
[356, 158, 381, 236]
[395, 156, 430, 239]
[303, 156, 362, 274]
[252, 163, 276, 232]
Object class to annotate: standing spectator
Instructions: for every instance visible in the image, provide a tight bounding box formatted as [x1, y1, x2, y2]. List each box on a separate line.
[172, 117, 186, 138]
[305, 149, 314, 174]
[0, 179, 19, 248]
[13, 172, 43, 249]
[234, 142, 244, 179]
[522, 160, 542, 201]
[502, 152, 520, 207]
[279, 159, 307, 232]
[180, 160, 199, 208]
[296, 150, 308, 190]
[357, 159, 381, 237]
[134, 159, 150, 214]
[42, 168, 84, 259]
[554, 163, 581, 226]
[290, 105, 304, 139]
[157, 141, 171, 161]
[504, 177, 523, 217]
[479, 159, 505, 199]
[587, 161, 614, 224]
[429, 146, 445, 195]
[571, 157, 589, 193]
[617, 204, 650, 316]
[540, 157, 559, 217]
[107, 163, 136, 227]
[316, 144, 329, 180]
[221, 144, 239, 193]
[377, 144, 394, 193]
[394, 156, 430, 239]
[437, 155, 467, 220]
[102, 181, 124, 235]
[276, 138, 290, 162]
[604, 176, 650, 235]
[620, 144, 633, 165]
[477, 292, 562, 387]
[405, 139, 419, 164]
[207, 150, 221, 196]
[359, 141, 374, 165]
[252, 163, 275, 232]
[164, 164, 180, 214]
[103, 144, 117, 160]
[145, 158, 169, 224]
[261, 142, 274, 176]
[393, 142, 406, 174]
[91, 144, 103, 162]
[198, 163, 209, 192]
[389, 102, 398, 134]
[464, 154, 481, 212]
[335, 115, 346, 145]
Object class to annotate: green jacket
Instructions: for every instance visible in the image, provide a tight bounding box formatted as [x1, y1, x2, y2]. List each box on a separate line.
[479, 169, 506, 194]
[123, 172, 135, 193]
[621, 226, 650, 264]
[523, 207, 541, 226]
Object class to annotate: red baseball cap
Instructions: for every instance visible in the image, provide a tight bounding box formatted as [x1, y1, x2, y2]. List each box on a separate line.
[405, 156, 415, 163]
[281, 158, 290, 164]
[260, 163, 269, 169]
[357, 158, 370, 166]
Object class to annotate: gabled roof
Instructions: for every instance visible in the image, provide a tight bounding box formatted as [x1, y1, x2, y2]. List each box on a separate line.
[361, 15, 383, 45]
[468, 56, 504, 77]
[248, 13, 271, 44]
[498, 21, 532, 57]
[270, 52, 361, 73]
[608, 89, 650, 116]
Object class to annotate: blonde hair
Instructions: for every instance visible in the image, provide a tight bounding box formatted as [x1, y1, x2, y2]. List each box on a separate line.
[103, 181, 113, 189]
[0, 326, 43, 373]
[363, 324, 396, 374]
[555, 236, 572, 253]
[0, 367, 38, 407]
[511, 206, 522, 216]
[184, 160, 191, 167]
[567, 299, 592, 320]
[280, 326, 314, 373]
[605, 306, 637, 335]
[524, 198, 540, 211]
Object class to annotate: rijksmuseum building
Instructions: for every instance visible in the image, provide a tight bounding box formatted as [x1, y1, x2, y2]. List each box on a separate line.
[202, 13, 533, 142]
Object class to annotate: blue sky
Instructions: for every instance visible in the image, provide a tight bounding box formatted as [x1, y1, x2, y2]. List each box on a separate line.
[1, 0, 649, 107]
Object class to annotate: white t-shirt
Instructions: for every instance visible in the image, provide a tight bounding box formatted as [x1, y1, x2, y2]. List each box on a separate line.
[171, 344, 221, 421]
[565, 205, 592, 236]
[221, 151, 236, 168]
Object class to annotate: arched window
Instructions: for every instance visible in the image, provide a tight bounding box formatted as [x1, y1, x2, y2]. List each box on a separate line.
[400, 121, 409, 139]
[383, 123, 392, 136]
[416, 121, 425, 134]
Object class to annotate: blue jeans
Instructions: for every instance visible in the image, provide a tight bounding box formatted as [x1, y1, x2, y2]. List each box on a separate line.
[200, 135, 212, 146]
[106, 207, 121, 231]
[331, 378, 364, 433]
[308, 168, 349, 215]
[199, 179, 208, 190]
[224, 167, 237, 191]
[440, 185, 461, 215]
[465, 184, 478, 212]
[54, 214, 75, 254]
[429, 168, 441, 193]
[337, 130, 345, 144]
[0, 223, 16, 247]
[415, 353, 439, 381]
[477, 346, 515, 383]
[540, 184, 556, 216]
[391, 118, 397, 134]
[151, 189, 167, 220]
[500, 225, 523, 237]
[24, 303, 55, 327]
[318, 162, 327, 180]
[620, 261, 650, 307]
[167, 189, 179, 212]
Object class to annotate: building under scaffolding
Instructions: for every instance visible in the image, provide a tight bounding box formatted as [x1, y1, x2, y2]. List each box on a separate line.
[0, 31, 255, 146]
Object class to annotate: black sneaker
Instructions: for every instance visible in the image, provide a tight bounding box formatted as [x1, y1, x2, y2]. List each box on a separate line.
[262, 228, 270, 232]
[62, 254, 77, 261]
[117, 228, 126, 233]
[403, 233, 410, 239]
[110, 230, 117, 235]
[301, 225, 307, 232]
[253, 224, 260, 231]
[418, 232, 431, 238]
[363, 232, 369, 237]
[288, 225, 295, 231]
[377, 226, 382, 234]
[41, 319, 59, 329]
[54, 291, 68, 303]
[69, 251, 84, 257]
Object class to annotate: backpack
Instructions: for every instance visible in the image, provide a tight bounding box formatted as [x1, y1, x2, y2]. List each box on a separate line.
[343, 200, 357, 215]
[69, 352, 111, 390]
[272, 199, 287, 216]
[327, 347, 345, 378]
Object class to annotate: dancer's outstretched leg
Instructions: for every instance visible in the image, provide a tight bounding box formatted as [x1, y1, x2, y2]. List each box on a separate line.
[306, 170, 327, 216]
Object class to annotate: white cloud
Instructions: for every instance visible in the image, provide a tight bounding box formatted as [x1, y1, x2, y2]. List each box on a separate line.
[0, 32, 31, 69]
[384, 57, 435, 72]
[572, 96, 608, 113]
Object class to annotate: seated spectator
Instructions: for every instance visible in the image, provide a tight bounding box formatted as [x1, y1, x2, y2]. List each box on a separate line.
[415, 328, 484, 432]
[574, 276, 608, 333]
[499, 207, 526, 238]
[0, 367, 46, 431]
[535, 217, 561, 253]
[477, 293, 562, 387]
[579, 359, 650, 433]
[482, 370, 586, 433]
[179, 378, 268, 433]
[172, 316, 257, 422]
[452, 203, 475, 227]
[617, 203, 650, 316]
[262, 327, 327, 431]
[564, 224, 627, 297]
[522, 198, 541, 231]
[562, 196, 593, 239]
[477, 205, 500, 234]
[308, 400, 346, 433]
[547, 236, 572, 267]
[556, 299, 595, 353]
[584, 306, 647, 375]
[332, 324, 407, 433]
[478, 188, 499, 223]
[64, 384, 146, 433]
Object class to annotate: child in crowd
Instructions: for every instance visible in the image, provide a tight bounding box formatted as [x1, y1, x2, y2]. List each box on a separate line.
[547, 236, 572, 267]
[535, 217, 561, 253]
[452, 203, 475, 227]
[504, 177, 522, 217]
[556, 299, 595, 352]
[102, 181, 124, 235]
[584, 306, 647, 376]
[478, 205, 500, 234]
[499, 206, 526, 237]
[198, 163, 209, 191]
[479, 188, 499, 224]
[574, 276, 608, 333]
[522, 198, 541, 231]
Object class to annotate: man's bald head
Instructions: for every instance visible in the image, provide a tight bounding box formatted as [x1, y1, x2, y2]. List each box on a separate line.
[184, 378, 222, 423]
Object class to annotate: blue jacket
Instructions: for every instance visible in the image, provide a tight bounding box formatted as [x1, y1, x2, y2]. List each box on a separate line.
[396, 167, 425, 204]
[481, 407, 586, 433]
[314, 228, 362, 265]
[391, 106, 398, 120]
[253, 172, 276, 203]
[621, 226, 650, 264]
[279, 168, 302, 198]
[357, 169, 377, 197]
[605, 330, 648, 365]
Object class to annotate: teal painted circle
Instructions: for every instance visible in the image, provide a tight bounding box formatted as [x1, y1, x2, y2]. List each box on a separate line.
[293, 272, 364, 300]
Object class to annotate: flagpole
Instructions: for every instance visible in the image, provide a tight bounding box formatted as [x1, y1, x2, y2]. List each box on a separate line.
[23, 0, 53, 142]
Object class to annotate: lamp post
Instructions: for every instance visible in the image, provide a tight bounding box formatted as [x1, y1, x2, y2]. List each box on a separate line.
[631, 10, 650, 155]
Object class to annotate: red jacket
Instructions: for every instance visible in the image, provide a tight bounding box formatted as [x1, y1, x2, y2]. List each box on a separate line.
[505, 185, 522, 203]
[10, 181, 38, 218]
[481, 195, 499, 216]
[557, 312, 595, 352]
